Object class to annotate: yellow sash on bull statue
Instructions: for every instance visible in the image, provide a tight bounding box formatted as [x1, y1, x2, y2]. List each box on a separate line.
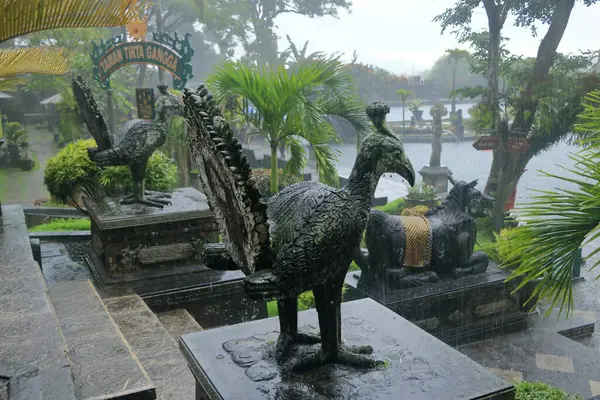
[399, 216, 432, 268]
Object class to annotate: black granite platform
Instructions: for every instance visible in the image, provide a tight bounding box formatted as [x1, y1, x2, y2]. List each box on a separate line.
[84, 187, 225, 294]
[345, 264, 530, 346]
[180, 298, 515, 400]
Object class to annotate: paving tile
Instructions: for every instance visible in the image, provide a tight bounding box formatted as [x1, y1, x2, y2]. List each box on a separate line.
[0, 294, 50, 317]
[535, 353, 575, 373]
[58, 311, 115, 340]
[109, 308, 163, 336]
[487, 367, 523, 382]
[103, 294, 148, 316]
[48, 281, 106, 319]
[573, 310, 597, 323]
[125, 330, 180, 360]
[590, 380, 600, 396]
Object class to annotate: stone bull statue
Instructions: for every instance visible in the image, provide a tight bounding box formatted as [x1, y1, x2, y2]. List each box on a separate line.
[354, 175, 495, 289]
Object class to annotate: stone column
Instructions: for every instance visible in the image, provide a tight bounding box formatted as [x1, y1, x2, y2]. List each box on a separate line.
[419, 106, 452, 193]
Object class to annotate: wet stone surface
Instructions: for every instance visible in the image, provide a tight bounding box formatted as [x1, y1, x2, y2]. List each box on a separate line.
[180, 299, 514, 400]
[41, 242, 92, 286]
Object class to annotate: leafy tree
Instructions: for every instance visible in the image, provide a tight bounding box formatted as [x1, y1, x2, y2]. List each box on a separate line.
[435, 0, 600, 232]
[499, 90, 600, 316]
[396, 89, 413, 132]
[445, 48, 471, 113]
[207, 55, 369, 193]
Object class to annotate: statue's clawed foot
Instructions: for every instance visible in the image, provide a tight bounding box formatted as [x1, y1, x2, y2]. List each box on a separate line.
[120, 196, 172, 208]
[280, 345, 383, 376]
[276, 332, 321, 359]
[143, 190, 172, 198]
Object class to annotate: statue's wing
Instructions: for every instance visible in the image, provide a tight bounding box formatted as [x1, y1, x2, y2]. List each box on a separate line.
[267, 181, 336, 251]
[72, 76, 112, 151]
[184, 86, 270, 275]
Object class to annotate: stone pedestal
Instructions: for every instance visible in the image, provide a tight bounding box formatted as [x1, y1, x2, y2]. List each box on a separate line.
[345, 264, 529, 347]
[419, 165, 452, 193]
[180, 299, 515, 400]
[84, 187, 222, 294]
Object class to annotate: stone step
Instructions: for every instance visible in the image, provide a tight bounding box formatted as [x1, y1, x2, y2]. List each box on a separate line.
[104, 295, 195, 400]
[0, 205, 77, 400]
[47, 280, 155, 400]
[156, 309, 203, 342]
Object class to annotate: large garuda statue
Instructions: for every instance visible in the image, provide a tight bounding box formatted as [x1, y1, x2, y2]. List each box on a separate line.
[72, 76, 182, 208]
[355, 175, 495, 289]
[184, 88, 415, 372]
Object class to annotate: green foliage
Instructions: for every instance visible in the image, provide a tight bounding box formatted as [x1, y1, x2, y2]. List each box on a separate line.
[4, 122, 28, 145]
[395, 89, 413, 103]
[208, 55, 368, 191]
[406, 183, 438, 201]
[44, 139, 178, 205]
[500, 90, 600, 316]
[250, 168, 302, 198]
[267, 286, 350, 317]
[469, 103, 494, 133]
[44, 139, 100, 204]
[29, 218, 90, 232]
[514, 381, 582, 400]
[373, 197, 405, 215]
[429, 103, 449, 118]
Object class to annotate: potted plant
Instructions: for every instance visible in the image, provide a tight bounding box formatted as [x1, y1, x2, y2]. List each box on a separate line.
[408, 99, 424, 122]
[404, 182, 438, 209]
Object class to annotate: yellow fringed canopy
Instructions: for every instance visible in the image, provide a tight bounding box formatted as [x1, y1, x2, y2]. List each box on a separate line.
[0, 76, 28, 91]
[0, 0, 151, 43]
[0, 47, 70, 78]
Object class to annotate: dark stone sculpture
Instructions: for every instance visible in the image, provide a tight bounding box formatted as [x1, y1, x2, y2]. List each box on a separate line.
[72, 76, 183, 208]
[355, 174, 495, 289]
[184, 88, 415, 373]
[453, 109, 465, 137]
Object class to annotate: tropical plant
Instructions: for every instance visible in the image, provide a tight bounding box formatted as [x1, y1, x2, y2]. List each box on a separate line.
[250, 168, 303, 198]
[499, 89, 600, 316]
[445, 48, 471, 114]
[429, 103, 449, 118]
[207, 55, 370, 193]
[396, 89, 413, 132]
[3, 122, 27, 145]
[44, 139, 178, 212]
[406, 183, 438, 201]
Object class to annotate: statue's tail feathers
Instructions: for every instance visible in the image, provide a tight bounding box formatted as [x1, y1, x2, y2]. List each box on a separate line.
[243, 269, 282, 300]
[72, 76, 113, 151]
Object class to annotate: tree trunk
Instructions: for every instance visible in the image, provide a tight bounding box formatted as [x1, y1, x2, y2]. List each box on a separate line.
[451, 64, 457, 114]
[270, 142, 279, 194]
[487, 21, 502, 130]
[485, 0, 576, 232]
[511, 0, 576, 133]
[402, 105, 405, 133]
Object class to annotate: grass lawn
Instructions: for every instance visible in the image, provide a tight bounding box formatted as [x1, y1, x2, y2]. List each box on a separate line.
[29, 218, 90, 232]
[514, 381, 581, 400]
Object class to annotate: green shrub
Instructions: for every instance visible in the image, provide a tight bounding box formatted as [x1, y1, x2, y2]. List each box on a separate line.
[514, 381, 581, 400]
[401, 205, 430, 216]
[29, 218, 90, 232]
[373, 197, 405, 215]
[4, 122, 28, 145]
[429, 103, 448, 118]
[406, 182, 437, 201]
[44, 139, 178, 204]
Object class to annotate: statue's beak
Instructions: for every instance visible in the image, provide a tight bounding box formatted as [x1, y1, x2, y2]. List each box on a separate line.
[398, 153, 416, 187]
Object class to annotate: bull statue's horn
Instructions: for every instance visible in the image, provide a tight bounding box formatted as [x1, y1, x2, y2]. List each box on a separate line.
[468, 179, 478, 188]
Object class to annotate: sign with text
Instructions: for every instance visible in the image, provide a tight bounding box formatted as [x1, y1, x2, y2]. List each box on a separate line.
[506, 137, 531, 154]
[91, 32, 194, 90]
[136, 88, 155, 120]
[473, 136, 499, 151]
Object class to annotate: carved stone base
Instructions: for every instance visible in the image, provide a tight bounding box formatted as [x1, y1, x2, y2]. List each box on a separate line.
[419, 165, 452, 193]
[179, 299, 515, 400]
[84, 187, 222, 294]
[345, 264, 530, 347]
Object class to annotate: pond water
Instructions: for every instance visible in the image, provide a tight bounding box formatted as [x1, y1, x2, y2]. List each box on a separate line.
[332, 140, 581, 207]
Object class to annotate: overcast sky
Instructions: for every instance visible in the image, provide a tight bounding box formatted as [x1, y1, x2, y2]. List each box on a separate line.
[275, 0, 600, 74]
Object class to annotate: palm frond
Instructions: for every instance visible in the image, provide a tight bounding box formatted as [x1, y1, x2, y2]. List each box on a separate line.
[0, 76, 29, 91]
[0, 47, 70, 78]
[0, 0, 151, 43]
[283, 137, 306, 177]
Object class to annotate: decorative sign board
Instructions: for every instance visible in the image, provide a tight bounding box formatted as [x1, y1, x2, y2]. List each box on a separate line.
[135, 88, 155, 120]
[91, 32, 194, 90]
[506, 137, 531, 154]
[473, 136, 499, 151]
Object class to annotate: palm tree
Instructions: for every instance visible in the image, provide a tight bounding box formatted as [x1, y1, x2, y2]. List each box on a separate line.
[0, 0, 149, 79]
[445, 48, 471, 114]
[208, 55, 370, 194]
[500, 89, 600, 316]
[396, 89, 413, 133]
